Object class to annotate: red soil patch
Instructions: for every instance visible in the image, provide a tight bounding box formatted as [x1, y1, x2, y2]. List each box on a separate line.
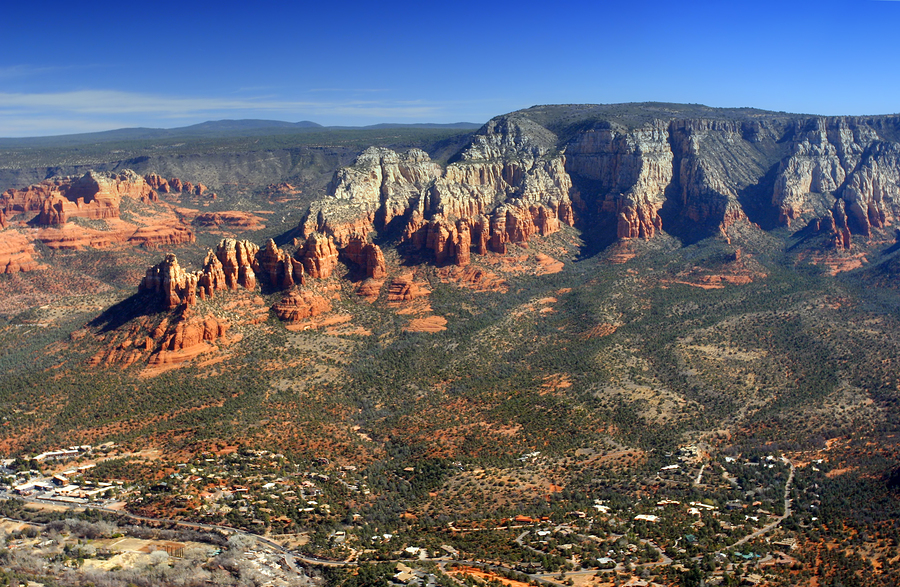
[483, 253, 530, 273]
[535, 253, 564, 275]
[825, 467, 856, 478]
[285, 313, 353, 332]
[607, 243, 636, 264]
[325, 325, 372, 336]
[810, 253, 867, 275]
[448, 566, 531, 587]
[405, 315, 448, 333]
[542, 373, 573, 392]
[193, 210, 265, 231]
[581, 323, 618, 339]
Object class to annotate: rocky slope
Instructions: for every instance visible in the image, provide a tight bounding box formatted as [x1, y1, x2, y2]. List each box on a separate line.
[301, 116, 576, 266]
[102, 105, 900, 370]
[0, 230, 40, 274]
[87, 306, 229, 369]
[296, 107, 900, 263]
[0, 170, 240, 273]
[0, 170, 212, 226]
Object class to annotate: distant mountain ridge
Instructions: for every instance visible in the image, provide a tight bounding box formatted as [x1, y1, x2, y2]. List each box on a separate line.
[0, 119, 482, 147]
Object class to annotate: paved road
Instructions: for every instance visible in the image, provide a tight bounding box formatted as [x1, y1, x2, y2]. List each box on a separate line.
[724, 458, 795, 551]
[695, 464, 706, 485]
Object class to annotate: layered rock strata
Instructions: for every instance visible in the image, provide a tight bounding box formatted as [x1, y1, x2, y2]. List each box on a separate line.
[1, 170, 212, 226]
[271, 291, 332, 323]
[88, 308, 228, 368]
[342, 235, 387, 279]
[808, 200, 853, 250]
[0, 231, 40, 273]
[299, 233, 340, 278]
[36, 170, 157, 225]
[300, 116, 576, 266]
[564, 113, 900, 242]
[567, 120, 672, 239]
[256, 239, 305, 290]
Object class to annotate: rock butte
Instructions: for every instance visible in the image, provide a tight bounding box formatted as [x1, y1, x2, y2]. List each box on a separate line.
[0, 170, 220, 273]
[0, 231, 40, 274]
[128, 109, 900, 333]
[1, 170, 212, 226]
[138, 236, 384, 311]
[271, 290, 333, 323]
[88, 308, 228, 369]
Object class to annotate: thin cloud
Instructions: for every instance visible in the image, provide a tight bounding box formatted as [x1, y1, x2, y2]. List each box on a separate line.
[0, 90, 443, 116]
[0, 63, 108, 79]
[306, 88, 392, 93]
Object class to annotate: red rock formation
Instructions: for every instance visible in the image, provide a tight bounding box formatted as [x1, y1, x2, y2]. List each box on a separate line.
[218, 238, 260, 290]
[145, 310, 228, 366]
[2, 171, 157, 226]
[127, 226, 195, 248]
[615, 202, 663, 239]
[387, 274, 430, 303]
[426, 219, 457, 264]
[193, 211, 264, 230]
[197, 249, 228, 300]
[404, 216, 482, 266]
[341, 237, 370, 274]
[144, 174, 210, 197]
[301, 138, 576, 264]
[356, 278, 384, 302]
[35, 225, 121, 250]
[299, 233, 339, 278]
[0, 231, 40, 273]
[0, 210, 7, 229]
[158, 312, 227, 352]
[87, 307, 228, 368]
[139, 254, 199, 309]
[2, 180, 65, 216]
[140, 237, 310, 308]
[342, 235, 388, 278]
[256, 239, 304, 290]
[809, 200, 853, 250]
[271, 290, 332, 323]
[366, 243, 387, 279]
[144, 174, 170, 193]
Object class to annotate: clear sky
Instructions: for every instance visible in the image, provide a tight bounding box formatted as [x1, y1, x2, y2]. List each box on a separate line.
[2, 0, 899, 136]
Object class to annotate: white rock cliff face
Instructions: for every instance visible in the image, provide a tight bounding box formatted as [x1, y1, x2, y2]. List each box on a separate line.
[302, 111, 900, 258]
[133, 106, 900, 320]
[566, 121, 672, 238]
[770, 117, 900, 244]
[301, 117, 576, 265]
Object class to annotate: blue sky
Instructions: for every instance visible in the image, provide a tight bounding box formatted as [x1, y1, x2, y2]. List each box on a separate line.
[2, 0, 899, 136]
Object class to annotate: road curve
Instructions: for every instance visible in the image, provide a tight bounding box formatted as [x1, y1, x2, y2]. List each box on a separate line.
[724, 458, 795, 551]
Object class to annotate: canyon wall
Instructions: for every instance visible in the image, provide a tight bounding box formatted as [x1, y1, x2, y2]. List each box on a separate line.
[301, 117, 576, 265]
